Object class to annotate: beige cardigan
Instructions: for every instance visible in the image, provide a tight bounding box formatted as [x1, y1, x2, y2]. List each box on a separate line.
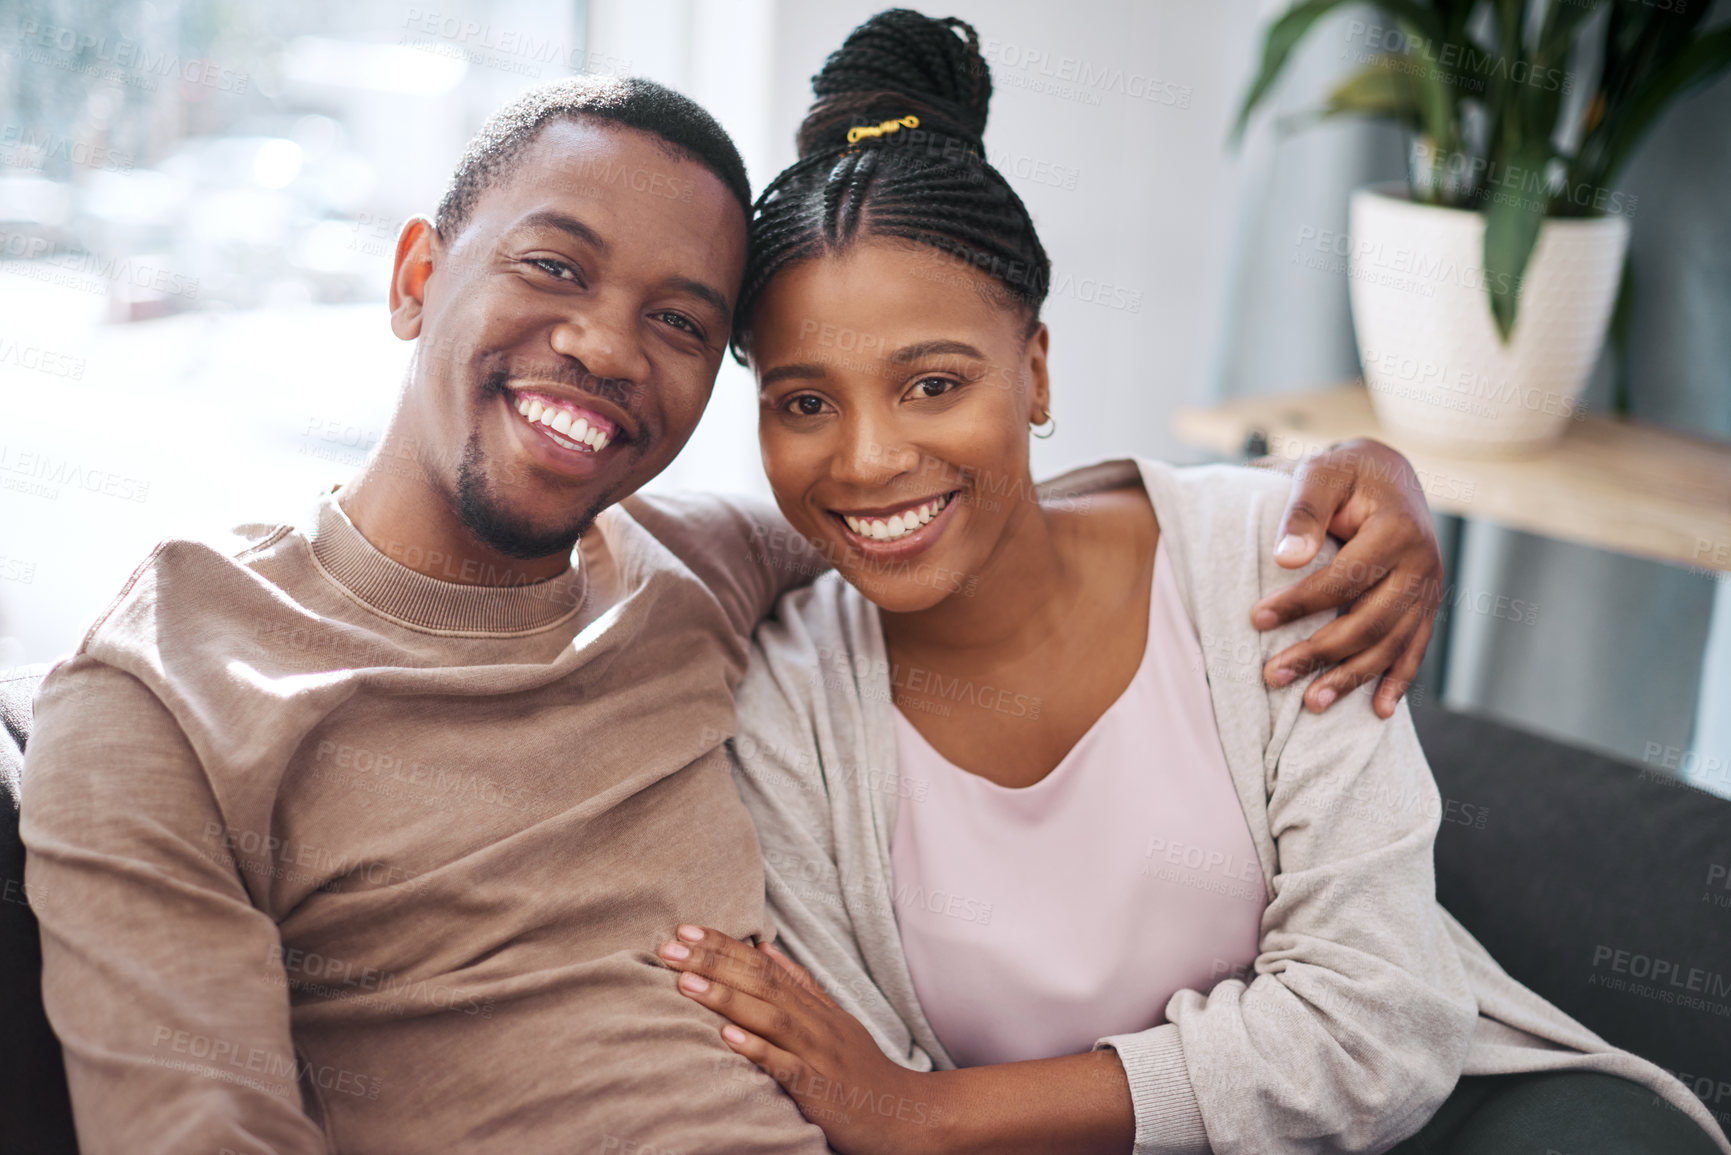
[727, 458, 1731, 1155]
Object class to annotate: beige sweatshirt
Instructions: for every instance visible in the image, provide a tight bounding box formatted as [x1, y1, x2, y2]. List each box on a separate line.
[21, 491, 831, 1155]
[727, 458, 1731, 1155]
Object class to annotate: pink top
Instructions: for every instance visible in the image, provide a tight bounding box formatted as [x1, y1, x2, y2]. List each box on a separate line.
[889, 544, 1268, 1067]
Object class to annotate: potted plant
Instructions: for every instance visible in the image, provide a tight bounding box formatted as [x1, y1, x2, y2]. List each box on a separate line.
[1236, 1, 1731, 456]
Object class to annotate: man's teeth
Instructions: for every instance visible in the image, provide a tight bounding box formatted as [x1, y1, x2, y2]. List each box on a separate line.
[842, 494, 950, 542]
[515, 395, 611, 450]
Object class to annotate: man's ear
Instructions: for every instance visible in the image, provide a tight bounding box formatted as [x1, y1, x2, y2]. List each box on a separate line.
[389, 216, 440, 341]
[1025, 321, 1051, 423]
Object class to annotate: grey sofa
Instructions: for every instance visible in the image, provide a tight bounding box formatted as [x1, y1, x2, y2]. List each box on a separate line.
[2, 666, 1727, 1151]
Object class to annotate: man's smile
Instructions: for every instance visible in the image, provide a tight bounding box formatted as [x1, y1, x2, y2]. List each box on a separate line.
[510, 388, 622, 453]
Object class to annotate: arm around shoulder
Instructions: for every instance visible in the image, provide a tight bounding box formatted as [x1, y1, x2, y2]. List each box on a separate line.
[622, 492, 830, 637]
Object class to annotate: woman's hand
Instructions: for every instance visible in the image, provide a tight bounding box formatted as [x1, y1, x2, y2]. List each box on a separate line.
[658, 925, 943, 1155]
[1252, 438, 1445, 719]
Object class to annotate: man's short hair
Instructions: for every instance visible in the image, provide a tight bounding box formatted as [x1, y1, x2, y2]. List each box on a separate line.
[434, 75, 752, 238]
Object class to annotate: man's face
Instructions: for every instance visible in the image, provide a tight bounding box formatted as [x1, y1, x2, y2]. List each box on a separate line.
[394, 118, 746, 559]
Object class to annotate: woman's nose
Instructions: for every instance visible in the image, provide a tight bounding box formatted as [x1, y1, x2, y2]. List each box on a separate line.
[831, 411, 920, 486]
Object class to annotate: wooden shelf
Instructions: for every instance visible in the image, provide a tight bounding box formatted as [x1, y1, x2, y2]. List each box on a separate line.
[1172, 383, 1731, 574]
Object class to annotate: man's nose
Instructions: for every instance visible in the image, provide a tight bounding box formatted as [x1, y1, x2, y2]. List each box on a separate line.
[549, 300, 650, 387]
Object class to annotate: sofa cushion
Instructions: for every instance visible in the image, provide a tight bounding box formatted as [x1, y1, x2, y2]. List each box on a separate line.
[1417, 701, 1731, 1119]
[1, 666, 78, 1153]
[1, 675, 1724, 1145]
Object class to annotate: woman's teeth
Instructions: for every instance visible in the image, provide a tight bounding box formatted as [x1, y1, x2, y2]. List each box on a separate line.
[517, 395, 612, 451]
[842, 494, 950, 542]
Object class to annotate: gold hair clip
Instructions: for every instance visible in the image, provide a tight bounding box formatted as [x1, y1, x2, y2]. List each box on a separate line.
[846, 115, 920, 144]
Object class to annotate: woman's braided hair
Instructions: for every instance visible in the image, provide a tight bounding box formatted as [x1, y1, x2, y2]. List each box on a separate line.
[730, 8, 1051, 362]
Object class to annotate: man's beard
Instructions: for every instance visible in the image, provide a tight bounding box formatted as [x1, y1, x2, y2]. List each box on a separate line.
[447, 360, 645, 562]
[452, 431, 625, 561]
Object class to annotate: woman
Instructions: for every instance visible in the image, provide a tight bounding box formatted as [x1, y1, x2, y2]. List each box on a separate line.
[656, 10, 1730, 1154]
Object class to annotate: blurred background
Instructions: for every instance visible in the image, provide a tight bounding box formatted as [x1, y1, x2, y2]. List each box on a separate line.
[0, 0, 1726, 792]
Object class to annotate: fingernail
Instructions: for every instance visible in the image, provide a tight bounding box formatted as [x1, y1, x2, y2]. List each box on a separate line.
[679, 972, 710, 993]
[1268, 667, 1295, 687]
[722, 1025, 747, 1044]
[1274, 534, 1306, 562]
[659, 941, 690, 961]
[677, 925, 705, 942]
[1314, 687, 1337, 709]
[1252, 608, 1279, 629]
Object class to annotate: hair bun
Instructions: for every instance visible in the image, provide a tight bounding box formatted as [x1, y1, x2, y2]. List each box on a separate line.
[796, 9, 992, 161]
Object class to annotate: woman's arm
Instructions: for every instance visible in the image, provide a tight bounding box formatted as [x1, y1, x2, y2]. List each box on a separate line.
[657, 927, 1135, 1155]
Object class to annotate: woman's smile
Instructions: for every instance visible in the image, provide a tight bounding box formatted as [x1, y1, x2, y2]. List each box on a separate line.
[829, 488, 962, 557]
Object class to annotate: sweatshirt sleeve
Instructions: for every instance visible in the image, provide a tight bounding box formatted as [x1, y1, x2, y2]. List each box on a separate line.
[621, 492, 830, 638]
[1098, 694, 1479, 1155]
[20, 656, 328, 1155]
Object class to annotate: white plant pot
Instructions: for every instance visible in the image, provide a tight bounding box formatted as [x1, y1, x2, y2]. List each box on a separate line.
[1347, 183, 1630, 457]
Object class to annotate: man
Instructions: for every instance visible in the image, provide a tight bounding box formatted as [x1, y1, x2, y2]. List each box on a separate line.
[21, 77, 1443, 1154]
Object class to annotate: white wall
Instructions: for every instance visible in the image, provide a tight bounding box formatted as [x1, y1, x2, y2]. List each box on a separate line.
[591, 0, 1279, 496]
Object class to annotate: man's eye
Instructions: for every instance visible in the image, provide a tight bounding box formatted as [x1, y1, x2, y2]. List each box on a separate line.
[656, 311, 701, 337]
[912, 377, 956, 399]
[530, 258, 579, 282]
[785, 394, 827, 417]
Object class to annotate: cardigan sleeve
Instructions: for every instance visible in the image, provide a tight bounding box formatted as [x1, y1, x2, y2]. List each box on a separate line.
[1095, 461, 1480, 1155]
[727, 617, 940, 1074]
[1099, 695, 1480, 1155]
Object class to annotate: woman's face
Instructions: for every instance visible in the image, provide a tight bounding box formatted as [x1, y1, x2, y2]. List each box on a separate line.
[750, 239, 1049, 613]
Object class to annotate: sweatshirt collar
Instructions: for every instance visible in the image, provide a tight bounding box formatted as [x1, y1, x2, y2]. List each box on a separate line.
[306, 492, 587, 636]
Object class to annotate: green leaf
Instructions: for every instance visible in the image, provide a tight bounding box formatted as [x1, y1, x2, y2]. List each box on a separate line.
[1395, 17, 1457, 153]
[1482, 143, 1553, 342]
[1317, 55, 1424, 123]
[1536, 0, 1600, 67]
[1598, 24, 1731, 187]
[1232, 0, 1443, 144]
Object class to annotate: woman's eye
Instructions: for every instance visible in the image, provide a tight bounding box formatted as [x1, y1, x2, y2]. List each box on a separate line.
[913, 377, 956, 399]
[785, 394, 827, 417]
